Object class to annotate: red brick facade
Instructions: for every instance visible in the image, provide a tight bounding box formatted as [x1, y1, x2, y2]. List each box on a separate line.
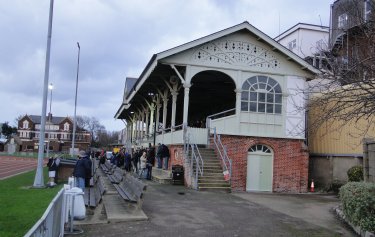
[219, 135, 309, 193]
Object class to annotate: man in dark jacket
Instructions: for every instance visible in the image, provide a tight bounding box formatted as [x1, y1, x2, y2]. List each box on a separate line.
[162, 144, 170, 170]
[156, 143, 163, 169]
[73, 150, 91, 191]
[146, 146, 155, 180]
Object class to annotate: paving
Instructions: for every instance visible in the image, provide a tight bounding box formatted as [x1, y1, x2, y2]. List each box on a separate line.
[71, 180, 356, 237]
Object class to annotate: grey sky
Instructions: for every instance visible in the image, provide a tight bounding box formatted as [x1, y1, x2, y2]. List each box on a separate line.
[0, 0, 331, 131]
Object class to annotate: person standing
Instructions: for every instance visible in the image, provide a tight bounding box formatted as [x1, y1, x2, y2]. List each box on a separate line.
[47, 154, 60, 187]
[162, 144, 170, 170]
[138, 151, 147, 179]
[146, 146, 155, 180]
[156, 143, 163, 169]
[124, 150, 132, 172]
[73, 150, 90, 191]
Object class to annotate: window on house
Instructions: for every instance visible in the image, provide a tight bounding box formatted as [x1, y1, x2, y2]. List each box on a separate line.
[288, 39, 296, 50]
[64, 122, 70, 131]
[22, 120, 29, 129]
[338, 13, 348, 29]
[248, 144, 272, 153]
[241, 76, 282, 114]
[365, 0, 373, 21]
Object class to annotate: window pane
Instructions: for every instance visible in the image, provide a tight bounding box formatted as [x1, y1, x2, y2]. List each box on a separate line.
[275, 104, 282, 114]
[258, 103, 265, 112]
[248, 77, 257, 85]
[267, 94, 274, 102]
[266, 104, 274, 113]
[275, 94, 282, 103]
[274, 85, 282, 93]
[259, 83, 266, 89]
[250, 92, 257, 101]
[241, 102, 248, 111]
[241, 91, 249, 100]
[250, 102, 257, 112]
[258, 76, 267, 83]
[266, 85, 272, 91]
[242, 81, 250, 90]
[268, 78, 277, 87]
[259, 93, 265, 102]
[257, 145, 263, 151]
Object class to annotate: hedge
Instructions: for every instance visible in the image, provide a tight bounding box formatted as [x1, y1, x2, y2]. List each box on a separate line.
[339, 182, 375, 232]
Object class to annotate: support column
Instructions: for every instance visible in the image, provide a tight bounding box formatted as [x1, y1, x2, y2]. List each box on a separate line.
[183, 83, 191, 125]
[149, 103, 155, 135]
[145, 110, 149, 137]
[156, 102, 161, 132]
[162, 98, 168, 134]
[141, 111, 145, 141]
[171, 91, 178, 129]
[235, 88, 242, 131]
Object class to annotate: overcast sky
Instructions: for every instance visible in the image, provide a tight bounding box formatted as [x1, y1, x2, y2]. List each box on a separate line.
[0, 0, 332, 131]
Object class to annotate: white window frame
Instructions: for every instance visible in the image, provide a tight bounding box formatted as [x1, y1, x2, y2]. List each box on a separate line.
[22, 120, 29, 129]
[338, 13, 348, 29]
[365, 0, 372, 22]
[288, 39, 296, 50]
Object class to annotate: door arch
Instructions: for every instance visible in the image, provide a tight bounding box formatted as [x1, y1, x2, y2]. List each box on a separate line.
[246, 144, 273, 192]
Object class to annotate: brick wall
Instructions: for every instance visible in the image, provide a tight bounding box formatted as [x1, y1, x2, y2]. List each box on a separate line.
[220, 135, 309, 193]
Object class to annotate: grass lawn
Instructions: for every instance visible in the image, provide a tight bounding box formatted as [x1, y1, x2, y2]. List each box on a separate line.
[0, 168, 62, 237]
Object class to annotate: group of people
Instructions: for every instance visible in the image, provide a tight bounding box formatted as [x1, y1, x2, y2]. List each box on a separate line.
[62, 143, 171, 191]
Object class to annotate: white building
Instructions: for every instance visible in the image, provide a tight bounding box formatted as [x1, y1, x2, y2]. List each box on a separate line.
[115, 22, 320, 193]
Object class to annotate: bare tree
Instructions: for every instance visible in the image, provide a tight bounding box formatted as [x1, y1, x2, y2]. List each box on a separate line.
[75, 115, 106, 144]
[305, 0, 375, 138]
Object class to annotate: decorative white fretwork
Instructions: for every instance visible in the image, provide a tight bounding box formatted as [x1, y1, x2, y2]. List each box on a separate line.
[192, 40, 280, 69]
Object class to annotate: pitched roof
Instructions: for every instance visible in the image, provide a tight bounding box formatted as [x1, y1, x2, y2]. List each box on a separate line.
[28, 115, 68, 125]
[126, 21, 321, 103]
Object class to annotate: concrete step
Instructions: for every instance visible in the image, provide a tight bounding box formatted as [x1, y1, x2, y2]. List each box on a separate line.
[152, 167, 172, 184]
[198, 186, 231, 193]
[198, 182, 231, 187]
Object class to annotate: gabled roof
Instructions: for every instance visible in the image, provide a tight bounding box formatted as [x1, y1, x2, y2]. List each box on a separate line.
[274, 23, 329, 41]
[28, 115, 68, 125]
[125, 21, 321, 105]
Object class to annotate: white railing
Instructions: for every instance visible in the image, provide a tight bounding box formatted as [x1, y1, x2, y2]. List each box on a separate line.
[155, 124, 207, 145]
[212, 128, 232, 183]
[24, 189, 65, 237]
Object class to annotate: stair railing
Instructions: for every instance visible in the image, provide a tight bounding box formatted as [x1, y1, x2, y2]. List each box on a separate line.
[190, 143, 204, 190]
[183, 124, 204, 190]
[212, 128, 232, 184]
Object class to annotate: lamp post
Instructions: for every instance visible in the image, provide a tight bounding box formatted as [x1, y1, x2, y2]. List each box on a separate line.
[33, 0, 54, 188]
[71, 42, 80, 157]
[46, 83, 54, 158]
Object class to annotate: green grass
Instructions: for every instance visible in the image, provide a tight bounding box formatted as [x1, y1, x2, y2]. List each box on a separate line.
[0, 168, 62, 237]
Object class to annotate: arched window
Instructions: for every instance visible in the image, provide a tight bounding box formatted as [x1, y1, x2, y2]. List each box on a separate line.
[22, 120, 29, 129]
[64, 122, 70, 131]
[248, 144, 271, 153]
[241, 76, 282, 114]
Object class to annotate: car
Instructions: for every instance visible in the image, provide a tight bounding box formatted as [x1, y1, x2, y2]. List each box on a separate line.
[105, 151, 113, 160]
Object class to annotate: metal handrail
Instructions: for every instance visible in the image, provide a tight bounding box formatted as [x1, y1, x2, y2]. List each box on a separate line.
[190, 143, 204, 189]
[212, 128, 232, 182]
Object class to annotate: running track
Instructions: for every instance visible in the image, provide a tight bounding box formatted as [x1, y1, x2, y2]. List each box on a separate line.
[0, 156, 48, 180]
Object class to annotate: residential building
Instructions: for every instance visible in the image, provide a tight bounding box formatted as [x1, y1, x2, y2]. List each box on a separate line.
[274, 23, 329, 69]
[308, 0, 375, 189]
[115, 21, 320, 193]
[17, 114, 91, 153]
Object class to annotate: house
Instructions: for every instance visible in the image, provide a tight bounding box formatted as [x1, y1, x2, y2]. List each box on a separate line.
[17, 113, 91, 153]
[115, 21, 320, 193]
[307, 0, 375, 189]
[274, 23, 329, 69]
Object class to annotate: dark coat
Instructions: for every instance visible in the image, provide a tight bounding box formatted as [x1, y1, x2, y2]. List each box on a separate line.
[73, 157, 91, 179]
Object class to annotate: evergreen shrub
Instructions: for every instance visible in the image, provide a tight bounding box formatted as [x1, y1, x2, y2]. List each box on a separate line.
[347, 165, 364, 182]
[339, 182, 375, 232]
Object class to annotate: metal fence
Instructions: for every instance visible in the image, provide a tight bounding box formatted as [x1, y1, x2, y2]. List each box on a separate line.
[24, 188, 65, 237]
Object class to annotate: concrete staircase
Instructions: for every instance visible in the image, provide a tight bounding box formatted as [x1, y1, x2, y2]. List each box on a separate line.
[195, 147, 231, 192]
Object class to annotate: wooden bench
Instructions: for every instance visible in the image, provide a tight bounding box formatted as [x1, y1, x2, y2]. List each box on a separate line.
[113, 172, 147, 208]
[100, 160, 114, 174]
[107, 168, 124, 184]
[84, 176, 106, 207]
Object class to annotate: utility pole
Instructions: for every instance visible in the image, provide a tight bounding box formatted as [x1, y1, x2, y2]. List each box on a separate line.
[71, 42, 80, 157]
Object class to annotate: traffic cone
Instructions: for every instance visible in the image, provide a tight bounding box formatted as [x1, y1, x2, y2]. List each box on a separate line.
[310, 179, 315, 192]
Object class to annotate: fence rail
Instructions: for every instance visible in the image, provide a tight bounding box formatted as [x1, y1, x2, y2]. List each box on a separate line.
[24, 188, 65, 237]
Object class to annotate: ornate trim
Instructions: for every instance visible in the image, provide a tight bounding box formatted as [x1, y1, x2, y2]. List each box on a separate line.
[192, 40, 280, 69]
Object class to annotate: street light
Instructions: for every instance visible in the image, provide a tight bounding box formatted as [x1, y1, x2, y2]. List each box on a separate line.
[33, 0, 54, 188]
[71, 42, 80, 157]
[46, 83, 53, 158]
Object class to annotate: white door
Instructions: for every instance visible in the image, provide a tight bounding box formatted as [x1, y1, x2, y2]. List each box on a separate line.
[246, 145, 273, 192]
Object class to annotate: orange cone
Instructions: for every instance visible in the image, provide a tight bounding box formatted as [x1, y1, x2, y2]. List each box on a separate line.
[310, 179, 315, 192]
